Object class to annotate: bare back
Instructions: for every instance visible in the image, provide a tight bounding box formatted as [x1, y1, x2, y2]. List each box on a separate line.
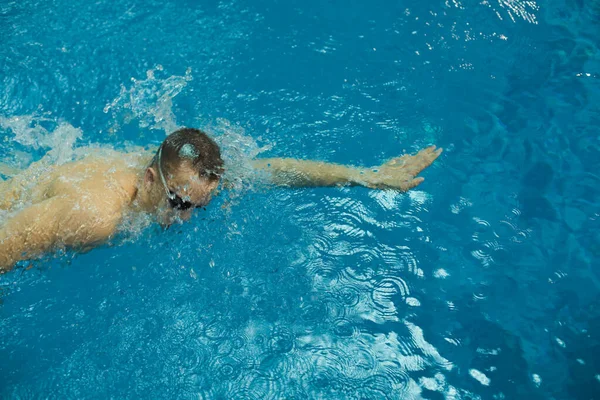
[0, 151, 144, 271]
[2, 153, 140, 209]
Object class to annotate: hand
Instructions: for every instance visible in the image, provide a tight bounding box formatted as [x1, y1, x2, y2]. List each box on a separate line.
[362, 145, 443, 191]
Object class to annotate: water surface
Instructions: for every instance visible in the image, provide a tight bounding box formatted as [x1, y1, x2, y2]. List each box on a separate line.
[1, 0, 599, 398]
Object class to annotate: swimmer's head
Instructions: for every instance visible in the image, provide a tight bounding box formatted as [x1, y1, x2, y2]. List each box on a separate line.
[143, 128, 224, 223]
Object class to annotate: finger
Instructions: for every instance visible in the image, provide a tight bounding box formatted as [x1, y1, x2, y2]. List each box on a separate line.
[430, 147, 443, 161]
[401, 177, 424, 191]
[415, 146, 435, 157]
[408, 146, 436, 168]
[426, 147, 443, 166]
[414, 146, 443, 173]
[426, 145, 438, 153]
[390, 146, 436, 166]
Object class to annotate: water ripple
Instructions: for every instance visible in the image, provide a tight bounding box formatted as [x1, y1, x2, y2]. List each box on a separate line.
[212, 355, 243, 381]
[267, 326, 295, 354]
[370, 276, 410, 322]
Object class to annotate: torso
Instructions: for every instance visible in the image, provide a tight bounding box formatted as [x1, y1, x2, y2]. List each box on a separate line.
[0, 150, 147, 214]
[0, 149, 154, 267]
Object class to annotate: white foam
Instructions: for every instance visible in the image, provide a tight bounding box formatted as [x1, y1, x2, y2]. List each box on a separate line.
[434, 268, 450, 278]
[469, 369, 490, 386]
[0, 115, 82, 165]
[206, 118, 271, 197]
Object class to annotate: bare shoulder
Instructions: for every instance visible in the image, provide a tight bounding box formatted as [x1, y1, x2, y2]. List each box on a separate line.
[2, 152, 140, 209]
[54, 160, 139, 246]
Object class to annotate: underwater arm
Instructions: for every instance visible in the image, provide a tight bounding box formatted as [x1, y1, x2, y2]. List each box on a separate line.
[0, 197, 67, 271]
[250, 145, 442, 190]
[0, 194, 119, 272]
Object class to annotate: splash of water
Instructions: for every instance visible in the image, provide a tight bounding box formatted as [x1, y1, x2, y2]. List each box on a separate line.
[1, 67, 271, 240]
[205, 118, 272, 195]
[103, 66, 272, 195]
[0, 114, 82, 165]
[103, 65, 192, 134]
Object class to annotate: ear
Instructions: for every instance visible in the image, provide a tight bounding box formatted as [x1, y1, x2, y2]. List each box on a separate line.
[145, 167, 157, 186]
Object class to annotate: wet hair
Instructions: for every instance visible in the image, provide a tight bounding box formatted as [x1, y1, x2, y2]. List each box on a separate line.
[154, 128, 224, 181]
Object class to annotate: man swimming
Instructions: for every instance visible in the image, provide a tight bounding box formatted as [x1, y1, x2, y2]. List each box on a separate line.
[0, 128, 442, 272]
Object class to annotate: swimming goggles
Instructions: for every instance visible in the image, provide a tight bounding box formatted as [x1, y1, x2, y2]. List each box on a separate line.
[156, 144, 202, 211]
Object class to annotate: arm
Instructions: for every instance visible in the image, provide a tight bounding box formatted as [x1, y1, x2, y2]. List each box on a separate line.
[1, 157, 51, 210]
[251, 145, 443, 191]
[0, 195, 120, 272]
[0, 197, 65, 271]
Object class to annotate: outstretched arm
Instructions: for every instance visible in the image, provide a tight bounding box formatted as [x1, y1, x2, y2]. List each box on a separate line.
[251, 145, 442, 191]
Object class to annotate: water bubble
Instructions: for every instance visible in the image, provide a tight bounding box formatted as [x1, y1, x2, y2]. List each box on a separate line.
[332, 318, 358, 338]
[268, 328, 295, 354]
[214, 356, 242, 381]
[334, 285, 361, 307]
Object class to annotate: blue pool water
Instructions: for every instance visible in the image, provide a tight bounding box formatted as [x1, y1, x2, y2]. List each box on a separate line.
[1, 0, 600, 398]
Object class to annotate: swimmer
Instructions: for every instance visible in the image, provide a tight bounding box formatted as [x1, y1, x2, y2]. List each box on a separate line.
[0, 128, 442, 272]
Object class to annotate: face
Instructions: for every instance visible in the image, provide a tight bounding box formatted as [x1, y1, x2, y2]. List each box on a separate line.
[147, 163, 220, 226]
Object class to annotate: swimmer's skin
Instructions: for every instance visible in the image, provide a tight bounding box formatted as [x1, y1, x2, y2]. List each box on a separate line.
[253, 146, 442, 190]
[0, 145, 442, 272]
